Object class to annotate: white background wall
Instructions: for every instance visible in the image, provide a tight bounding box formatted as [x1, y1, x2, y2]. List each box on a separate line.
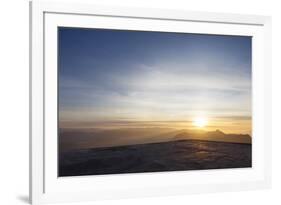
[0, 0, 279, 204]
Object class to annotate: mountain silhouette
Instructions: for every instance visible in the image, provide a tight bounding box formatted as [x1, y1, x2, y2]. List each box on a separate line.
[60, 127, 251, 151]
[174, 129, 251, 144]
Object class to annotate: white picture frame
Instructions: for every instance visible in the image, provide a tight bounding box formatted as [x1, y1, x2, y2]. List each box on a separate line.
[30, 1, 272, 204]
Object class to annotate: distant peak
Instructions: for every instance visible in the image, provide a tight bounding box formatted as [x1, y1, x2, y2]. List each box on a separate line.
[215, 129, 224, 134]
[175, 132, 188, 137]
[206, 129, 225, 136]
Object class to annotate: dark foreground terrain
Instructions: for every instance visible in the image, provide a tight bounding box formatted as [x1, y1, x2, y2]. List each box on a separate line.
[59, 139, 252, 177]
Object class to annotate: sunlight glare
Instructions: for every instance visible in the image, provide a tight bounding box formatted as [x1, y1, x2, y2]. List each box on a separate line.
[193, 117, 208, 128]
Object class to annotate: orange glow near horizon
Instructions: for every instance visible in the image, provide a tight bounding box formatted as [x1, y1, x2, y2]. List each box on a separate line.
[60, 116, 252, 135]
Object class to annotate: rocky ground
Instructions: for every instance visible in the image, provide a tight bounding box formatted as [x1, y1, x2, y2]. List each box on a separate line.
[59, 139, 252, 177]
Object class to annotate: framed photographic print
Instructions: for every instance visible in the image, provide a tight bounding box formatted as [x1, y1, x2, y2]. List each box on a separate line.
[30, 1, 271, 204]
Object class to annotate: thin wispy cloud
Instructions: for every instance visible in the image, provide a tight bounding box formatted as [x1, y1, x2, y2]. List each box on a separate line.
[59, 28, 251, 134]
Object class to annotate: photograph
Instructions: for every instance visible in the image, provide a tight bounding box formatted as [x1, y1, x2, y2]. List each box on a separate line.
[58, 27, 252, 177]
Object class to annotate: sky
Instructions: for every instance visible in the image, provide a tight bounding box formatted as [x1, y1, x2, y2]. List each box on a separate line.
[58, 27, 252, 134]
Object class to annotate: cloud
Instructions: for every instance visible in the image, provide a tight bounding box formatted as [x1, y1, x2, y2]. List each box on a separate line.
[58, 29, 251, 132]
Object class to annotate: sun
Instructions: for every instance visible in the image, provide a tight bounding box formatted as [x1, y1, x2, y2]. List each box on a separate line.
[193, 117, 208, 128]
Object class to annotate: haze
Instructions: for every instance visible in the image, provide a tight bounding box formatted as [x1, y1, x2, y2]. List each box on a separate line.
[58, 27, 252, 138]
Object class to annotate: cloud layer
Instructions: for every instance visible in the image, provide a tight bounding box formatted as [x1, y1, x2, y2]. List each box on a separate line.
[58, 28, 252, 134]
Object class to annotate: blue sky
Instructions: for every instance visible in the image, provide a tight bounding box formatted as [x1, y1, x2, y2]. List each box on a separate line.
[58, 27, 252, 133]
